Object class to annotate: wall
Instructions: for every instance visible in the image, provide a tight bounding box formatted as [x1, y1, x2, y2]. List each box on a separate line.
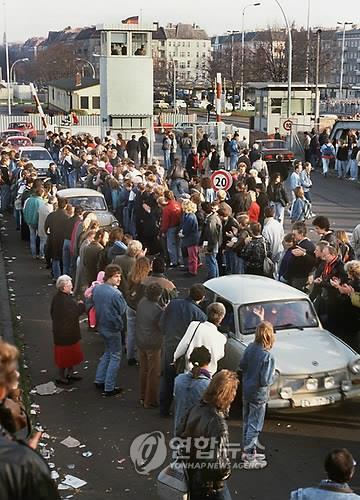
[73, 85, 100, 115]
[48, 85, 71, 113]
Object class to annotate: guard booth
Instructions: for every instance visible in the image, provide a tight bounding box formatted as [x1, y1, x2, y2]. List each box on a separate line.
[247, 82, 326, 137]
[96, 22, 157, 157]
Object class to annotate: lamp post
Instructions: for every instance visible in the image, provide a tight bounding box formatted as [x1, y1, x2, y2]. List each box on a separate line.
[227, 30, 239, 110]
[3, 0, 11, 116]
[305, 0, 311, 85]
[314, 29, 322, 131]
[75, 58, 96, 79]
[274, 0, 292, 120]
[9, 58, 29, 113]
[337, 21, 352, 99]
[240, 2, 261, 110]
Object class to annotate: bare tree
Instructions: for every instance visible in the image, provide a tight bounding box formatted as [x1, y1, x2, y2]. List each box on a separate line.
[27, 43, 78, 83]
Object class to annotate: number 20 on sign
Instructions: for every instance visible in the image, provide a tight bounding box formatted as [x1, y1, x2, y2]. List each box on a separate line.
[210, 170, 233, 192]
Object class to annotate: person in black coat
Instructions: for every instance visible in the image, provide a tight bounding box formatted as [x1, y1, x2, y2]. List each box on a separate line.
[209, 145, 220, 171]
[0, 340, 61, 499]
[197, 134, 211, 155]
[126, 135, 140, 164]
[138, 130, 150, 166]
[50, 275, 85, 384]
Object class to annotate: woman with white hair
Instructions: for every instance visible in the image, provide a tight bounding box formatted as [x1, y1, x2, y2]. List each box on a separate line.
[50, 275, 85, 385]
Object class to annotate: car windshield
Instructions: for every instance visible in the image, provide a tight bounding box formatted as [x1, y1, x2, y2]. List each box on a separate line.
[260, 141, 287, 150]
[9, 123, 28, 129]
[9, 138, 31, 147]
[67, 196, 106, 211]
[21, 150, 52, 161]
[2, 131, 24, 138]
[239, 299, 318, 334]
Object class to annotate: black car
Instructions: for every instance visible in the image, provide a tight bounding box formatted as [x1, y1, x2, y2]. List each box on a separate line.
[255, 139, 294, 180]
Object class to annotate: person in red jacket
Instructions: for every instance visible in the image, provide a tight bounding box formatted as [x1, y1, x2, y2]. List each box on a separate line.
[160, 190, 182, 267]
[247, 191, 260, 223]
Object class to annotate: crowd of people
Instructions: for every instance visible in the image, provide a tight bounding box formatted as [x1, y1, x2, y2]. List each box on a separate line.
[0, 126, 360, 498]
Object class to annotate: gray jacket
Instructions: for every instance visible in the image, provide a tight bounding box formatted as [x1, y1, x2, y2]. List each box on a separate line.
[135, 297, 163, 351]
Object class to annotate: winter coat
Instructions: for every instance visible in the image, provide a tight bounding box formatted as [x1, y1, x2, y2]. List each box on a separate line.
[23, 195, 44, 227]
[135, 297, 163, 351]
[50, 291, 84, 346]
[200, 212, 222, 253]
[44, 209, 69, 260]
[181, 212, 199, 247]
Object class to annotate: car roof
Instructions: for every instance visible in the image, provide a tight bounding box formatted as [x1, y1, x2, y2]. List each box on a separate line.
[204, 275, 306, 305]
[58, 188, 105, 198]
[256, 139, 286, 144]
[8, 136, 31, 141]
[19, 146, 47, 151]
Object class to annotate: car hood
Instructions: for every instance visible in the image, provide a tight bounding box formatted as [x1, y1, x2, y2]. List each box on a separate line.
[93, 211, 117, 228]
[31, 160, 51, 171]
[248, 328, 354, 375]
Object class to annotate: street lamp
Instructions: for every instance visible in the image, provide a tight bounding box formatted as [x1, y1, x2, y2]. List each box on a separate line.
[9, 58, 29, 114]
[75, 58, 96, 79]
[227, 30, 240, 110]
[337, 21, 352, 98]
[240, 2, 261, 110]
[274, 0, 292, 120]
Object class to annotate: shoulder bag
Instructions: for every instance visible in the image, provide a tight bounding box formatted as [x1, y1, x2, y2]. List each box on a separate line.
[157, 457, 189, 500]
[174, 322, 202, 374]
[262, 240, 275, 278]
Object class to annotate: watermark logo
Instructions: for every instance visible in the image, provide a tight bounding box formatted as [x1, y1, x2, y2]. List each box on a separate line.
[130, 431, 167, 475]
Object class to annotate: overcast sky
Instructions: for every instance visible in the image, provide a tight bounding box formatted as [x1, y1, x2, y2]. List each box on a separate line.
[4, 0, 359, 42]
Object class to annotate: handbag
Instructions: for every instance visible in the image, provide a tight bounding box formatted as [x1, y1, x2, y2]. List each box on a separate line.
[174, 322, 202, 374]
[157, 459, 189, 500]
[262, 240, 275, 278]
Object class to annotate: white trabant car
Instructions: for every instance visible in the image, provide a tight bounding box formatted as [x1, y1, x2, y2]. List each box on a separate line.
[204, 275, 360, 410]
[57, 188, 118, 229]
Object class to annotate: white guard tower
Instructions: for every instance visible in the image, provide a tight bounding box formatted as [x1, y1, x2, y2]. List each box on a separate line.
[96, 22, 156, 156]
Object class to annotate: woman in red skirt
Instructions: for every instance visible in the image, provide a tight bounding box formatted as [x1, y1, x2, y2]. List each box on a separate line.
[50, 275, 85, 385]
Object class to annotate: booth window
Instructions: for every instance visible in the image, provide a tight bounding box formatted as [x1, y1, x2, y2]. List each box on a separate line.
[132, 33, 148, 55]
[92, 96, 100, 109]
[80, 96, 89, 109]
[271, 98, 282, 115]
[111, 32, 128, 56]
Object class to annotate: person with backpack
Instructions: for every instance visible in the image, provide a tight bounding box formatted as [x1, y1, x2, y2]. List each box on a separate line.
[180, 132, 192, 165]
[320, 138, 336, 177]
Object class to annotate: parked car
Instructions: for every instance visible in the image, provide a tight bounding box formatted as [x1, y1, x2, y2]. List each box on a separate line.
[5, 136, 32, 151]
[204, 275, 360, 410]
[0, 129, 26, 141]
[173, 99, 187, 109]
[254, 139, 294, 180]
[57, 188, 118, 228]
[154, 100, 170, 110]
[8, 121, 37, 140]
[18, 146, 53, 178]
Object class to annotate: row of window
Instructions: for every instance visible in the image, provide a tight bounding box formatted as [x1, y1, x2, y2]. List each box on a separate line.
[167, 51, 209, 58]
[80, 96, 100, 109]
[165, 41, 209, 48]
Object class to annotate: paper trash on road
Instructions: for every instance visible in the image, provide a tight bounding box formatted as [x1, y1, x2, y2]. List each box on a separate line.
[35, 382, 61, 395]
[51, 471, 60, 480]
[82, 451, 93, 458]
[58, 484, 71, 490]
[60, 436, 81, 448]
[61, 475, 87, 489]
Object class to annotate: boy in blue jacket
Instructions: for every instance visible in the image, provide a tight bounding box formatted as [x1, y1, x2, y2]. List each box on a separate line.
[240, 320, 275, 469]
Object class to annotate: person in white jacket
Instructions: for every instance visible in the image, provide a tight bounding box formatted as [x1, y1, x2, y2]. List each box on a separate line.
[37, 193, 55, 260]
[173, 302, 227, 375]
[350, 222, 360, 260]
[262, 206, 285, 264]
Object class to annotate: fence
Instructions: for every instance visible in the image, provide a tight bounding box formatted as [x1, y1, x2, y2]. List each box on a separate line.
[320, 101, 360, 117]
[0, 113, 102, 133]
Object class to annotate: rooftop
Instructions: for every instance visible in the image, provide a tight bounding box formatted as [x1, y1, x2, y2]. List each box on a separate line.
[153, 23, 209, 41]
[47, 77, 99, 91]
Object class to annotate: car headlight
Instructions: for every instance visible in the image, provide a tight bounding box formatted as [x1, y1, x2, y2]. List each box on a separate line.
[349, 357, 360, 374]
[305, 377, 318, 391]
[341, 380, 352, 392]
[324, 376, 335, 390]
[280, 387, 293, 399]
[111, 220, 119, 228]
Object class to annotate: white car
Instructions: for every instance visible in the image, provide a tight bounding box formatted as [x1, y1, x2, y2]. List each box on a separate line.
[204, 275, 360, 410]
[18, 146, 53, 178]
[57, 188, 118, 228]
[154, 100, 169, 110]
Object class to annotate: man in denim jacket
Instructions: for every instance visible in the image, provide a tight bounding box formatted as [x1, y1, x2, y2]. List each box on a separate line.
[290, 449, 360, 499]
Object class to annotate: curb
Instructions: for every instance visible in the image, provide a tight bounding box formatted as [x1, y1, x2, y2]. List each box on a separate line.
[0, 229, 15, 344]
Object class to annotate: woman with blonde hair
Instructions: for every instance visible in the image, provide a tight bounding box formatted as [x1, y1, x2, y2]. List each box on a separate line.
[240, 321, 275, 469]
[180, 199, 199, 276]
[336, 230, 355, 263]
[177, 369, 239, 499]
[125, 256, 151, 365]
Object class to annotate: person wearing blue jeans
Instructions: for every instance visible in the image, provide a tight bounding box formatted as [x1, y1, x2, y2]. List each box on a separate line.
[92, 264, 127, 396]
[205, 251, 219, 279]
[62, 239, 72, 276]
[240, 321, 275, 469]
[28, 225, 39, 259]
[166, 226, 181, 267]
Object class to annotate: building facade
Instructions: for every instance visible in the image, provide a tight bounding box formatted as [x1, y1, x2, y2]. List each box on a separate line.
[152, 23, 211, 87]
[48, 76, 100, 114]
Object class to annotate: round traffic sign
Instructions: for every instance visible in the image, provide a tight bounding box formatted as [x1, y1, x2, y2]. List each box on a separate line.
[210, 169, 233, 192]
[283, 119, 293, 131]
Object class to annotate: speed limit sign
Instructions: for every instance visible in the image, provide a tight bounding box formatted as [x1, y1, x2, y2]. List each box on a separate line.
[283, 119, 293, 131]
[210, 170, 233, 192]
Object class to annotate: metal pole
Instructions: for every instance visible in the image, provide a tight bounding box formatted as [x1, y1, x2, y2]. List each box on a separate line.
[173, 62, 176, 113]
[216, 72, 222, 122]
[3, 0, 11, 115]
[231, 32, 235, 111]
[314, 29, 321, 131]
[305, 0, 311, 85]
[240, 11, 245, 110]
[274, 0, 292, 119]
[339, 23, 346, 97]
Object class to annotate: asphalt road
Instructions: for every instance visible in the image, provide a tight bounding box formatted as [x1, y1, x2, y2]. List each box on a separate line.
[0, 168, 359, 499]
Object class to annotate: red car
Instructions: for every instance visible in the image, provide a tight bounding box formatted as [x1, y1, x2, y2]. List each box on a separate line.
[8, 121, 37, 140]
[6, 136, 32, 151]
[0, 129, 26, 141]
[255, 139, 294, 180]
